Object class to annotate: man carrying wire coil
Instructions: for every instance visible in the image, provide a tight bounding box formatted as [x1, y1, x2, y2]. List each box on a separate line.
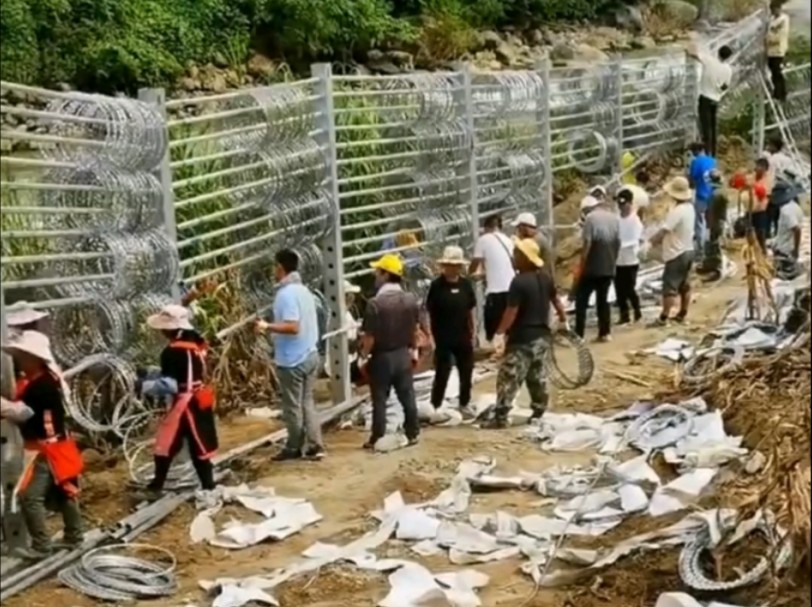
[135, 305, 218, 501]
[484, 238, 568, 429]
[1, 330, 84, 559]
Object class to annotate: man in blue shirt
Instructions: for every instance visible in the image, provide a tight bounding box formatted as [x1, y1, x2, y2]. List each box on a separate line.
[687, 142, 717, 259]
[255, 249, 325, 461]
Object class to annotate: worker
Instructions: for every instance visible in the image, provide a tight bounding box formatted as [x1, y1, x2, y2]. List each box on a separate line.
[588, 185, 608, 203]
[749, 157, 773, 253]
[687, 142, 717, 260]
[469, 214, 515, 344]
[511, 212, 555, 269]
[766, 0, 791, 103]
[773, 190, 804, 279]
[358, 253, 423, 450]
[574, 195, 620, 342]
[633, 170, 653, 220]
[685, 42, 733, 158]
[764, 136, 795, 237]
[620, 150, 637, 185]
[697, 170, 730, 283]
[138, 304, 218, 500]
[484, 238, 567, 429]
[614, 188, 644, 325]
[325, 281, 362, 377]
[255, 249, 325, 461]
[616, 180, 651, 221]
[6, 302, 50, 338]
[649, 177, 696, 326]
[425, 245, 476, 412]
[2, 330, 83, 559]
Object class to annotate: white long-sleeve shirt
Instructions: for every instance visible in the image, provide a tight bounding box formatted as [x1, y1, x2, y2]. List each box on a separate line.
[767, 13, 791, 58]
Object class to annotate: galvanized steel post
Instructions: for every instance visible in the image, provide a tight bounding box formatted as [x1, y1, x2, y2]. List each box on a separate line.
[311, 63, 351, 405]
[614, 57, 625, 174]
[538, 56, 555, 253]
[138, 87, 181, 303]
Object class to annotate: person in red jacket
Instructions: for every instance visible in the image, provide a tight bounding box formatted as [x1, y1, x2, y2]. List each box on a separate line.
[1, 330, 83, 559]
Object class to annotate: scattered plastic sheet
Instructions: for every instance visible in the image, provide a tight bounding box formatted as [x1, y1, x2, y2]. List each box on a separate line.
[645, 338, 695, 362]
[648, 468, 718, 517]
[379, 563, 488, 607]
[655, 591, 752, 607]
[190, 485, 322, 549]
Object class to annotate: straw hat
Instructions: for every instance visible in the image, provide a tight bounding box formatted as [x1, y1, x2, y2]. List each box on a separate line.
[146, 304, 194, 331]
[344, 280, 361, 294]
[2, 330, 56, 364]
[437, 245, 467, 266]
[513, 237, 544, 268]
[6, 301, 49, 327]
[663, 176, 693, 202]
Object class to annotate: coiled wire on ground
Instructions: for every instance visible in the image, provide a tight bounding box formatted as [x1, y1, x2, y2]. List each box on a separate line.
[58, 543, 178, 601]
[678, 515, 794, 591]
[544, 330, 595, 390]
[680, 344, 745, 385]
[627, 403, 694, 452]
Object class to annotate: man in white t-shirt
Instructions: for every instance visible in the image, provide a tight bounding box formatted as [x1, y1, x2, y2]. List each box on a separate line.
[469, 214, 516, 342]
[766, 0, 791, 102]
[649, 177, 696, 326]
[773, 197, 804, 279]
[686, 43, 733, 158]
[614, 188, 645, 325]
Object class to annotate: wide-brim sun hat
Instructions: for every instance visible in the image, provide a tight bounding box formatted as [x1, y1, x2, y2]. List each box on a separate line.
[2, 330, 56, 364]
[664, 176, 693, 202]
[370, 253, 405, 277]
[437, 245, 467, 265]
[513, 237, 544, 268]
[6, 301, 49, 327]
[146, 304, 194, 331]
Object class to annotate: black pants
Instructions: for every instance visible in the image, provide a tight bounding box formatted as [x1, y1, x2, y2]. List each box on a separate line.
[574, 275, 613, 338]
[431, 343, 474, 409]
[768, 56, 786, 102]
[613, 264, 641, 322]
[483, 292, 508, 341]
[750, 210, 770, 253]
[368, 348, 420, 442]
[150, 421, 215, 491]
[698, 95, 718, 157]
[767, 201, 781, 237]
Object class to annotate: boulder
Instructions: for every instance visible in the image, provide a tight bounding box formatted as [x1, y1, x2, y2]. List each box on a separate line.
[614, 5, 645, 32]
[212, 52, 229, 69]
[550, 42, 576, 62]
[653, 0, 699, 29]
[384, 50, 414, 70]
[246, 53, 276, 79]
[477, 30, 503, 52]
[179, 77, 199, 92]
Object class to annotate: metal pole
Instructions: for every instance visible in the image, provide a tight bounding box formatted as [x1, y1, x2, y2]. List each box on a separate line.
[614, 57, 625, 175]
[538, 57, 555, 253]
[752, 72, 767, 155]
[311, 63, 350, 406]
[138, 87, 181, 303]
[457, 63, 486, 343]
[0, 287, 29, 551]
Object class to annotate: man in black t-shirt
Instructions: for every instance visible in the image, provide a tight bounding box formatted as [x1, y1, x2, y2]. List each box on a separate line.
[425, 246, 477, 411]
[484, 238, 567, 429]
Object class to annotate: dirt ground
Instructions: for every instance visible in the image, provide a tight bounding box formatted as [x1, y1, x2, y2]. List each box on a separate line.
[7, 275, 757, 607]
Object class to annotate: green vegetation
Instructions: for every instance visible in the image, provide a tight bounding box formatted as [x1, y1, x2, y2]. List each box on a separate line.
[1, 0, 631, 94]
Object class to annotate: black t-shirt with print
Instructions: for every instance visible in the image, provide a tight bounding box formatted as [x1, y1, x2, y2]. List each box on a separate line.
[425, 276, 477, 347]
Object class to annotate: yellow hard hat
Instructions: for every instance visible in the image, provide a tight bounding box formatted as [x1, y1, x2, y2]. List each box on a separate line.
[370, 253, 405, 277]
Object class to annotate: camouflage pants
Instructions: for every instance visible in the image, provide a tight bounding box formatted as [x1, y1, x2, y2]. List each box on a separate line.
[495, 338, 549, 419]
[701, 225, 724, 273]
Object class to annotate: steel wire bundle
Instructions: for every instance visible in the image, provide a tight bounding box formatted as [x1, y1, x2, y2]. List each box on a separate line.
[42, 95, 167, 172]
[41, 165, 163, 233]
[379, 73, 460, 123]
[544, 330, 595, 390]
[58, 543, 178, 601]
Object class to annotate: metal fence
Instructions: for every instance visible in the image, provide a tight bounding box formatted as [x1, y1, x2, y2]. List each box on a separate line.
[0, 10, 807, 423]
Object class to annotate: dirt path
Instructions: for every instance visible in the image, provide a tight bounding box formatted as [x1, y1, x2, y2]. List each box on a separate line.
[10, 278, 746, 607]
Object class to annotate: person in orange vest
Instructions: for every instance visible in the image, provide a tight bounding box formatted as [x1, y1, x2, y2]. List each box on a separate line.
[1, 330, 83, 559]
[136, 304, 218, 501]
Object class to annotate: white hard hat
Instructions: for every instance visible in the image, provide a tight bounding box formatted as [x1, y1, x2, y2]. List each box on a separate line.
[580, 196, 600, 211]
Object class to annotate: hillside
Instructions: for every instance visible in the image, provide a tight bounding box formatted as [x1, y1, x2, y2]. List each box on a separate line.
[0, 0, 760, 95]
